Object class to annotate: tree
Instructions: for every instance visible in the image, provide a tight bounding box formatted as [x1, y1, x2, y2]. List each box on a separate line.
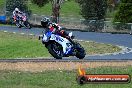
[31, 0, 49, 7]
[6, 0, 31, 17]
[32, 0, 66, 23]
[107, 0, 116, 12]
[114, 0, 132, 23]
[76, 0, 107, 20]
[75, 0, 107, 32]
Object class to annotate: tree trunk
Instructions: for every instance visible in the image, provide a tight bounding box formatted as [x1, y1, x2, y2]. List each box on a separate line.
[51, 0, 64, 23]
[51, 3, 60, 23]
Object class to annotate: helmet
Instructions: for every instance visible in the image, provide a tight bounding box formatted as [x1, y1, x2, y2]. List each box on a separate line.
[15, 11, 18, 14]
[41, 17, 50, 28]
[15, 8, 19, 11]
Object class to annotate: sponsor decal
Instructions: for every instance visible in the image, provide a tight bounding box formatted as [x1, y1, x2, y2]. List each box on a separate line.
[77, 66, 131, 85]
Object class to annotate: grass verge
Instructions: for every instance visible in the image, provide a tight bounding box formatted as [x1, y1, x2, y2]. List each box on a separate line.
[0, 31, 121, 59]
[0, 31, 50, 59]
[79, 41, 121, 55]
[28, 0, 81, 17]
[0, 66, 131, 88]
[0, 23, 15, 26]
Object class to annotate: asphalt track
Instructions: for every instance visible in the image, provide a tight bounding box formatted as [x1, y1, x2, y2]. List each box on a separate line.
[0, 25, 132, 61]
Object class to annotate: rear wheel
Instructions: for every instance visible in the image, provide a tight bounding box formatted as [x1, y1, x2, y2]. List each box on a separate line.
[47, 42, 63, 59]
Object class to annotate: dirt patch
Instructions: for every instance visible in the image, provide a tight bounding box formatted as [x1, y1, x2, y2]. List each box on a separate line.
[0, 61, 131, 72]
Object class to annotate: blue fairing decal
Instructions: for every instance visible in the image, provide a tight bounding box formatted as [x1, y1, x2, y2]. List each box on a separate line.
[55, 35, 64, 42]
[46, 31, 52, 37]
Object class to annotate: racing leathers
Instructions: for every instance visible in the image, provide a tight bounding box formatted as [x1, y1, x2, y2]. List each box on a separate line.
[13, 10, 23, 23]
[42, 23, 70, 42]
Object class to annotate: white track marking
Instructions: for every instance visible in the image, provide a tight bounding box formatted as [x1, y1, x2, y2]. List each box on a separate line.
[4, 31, 7, 32]
[13, 32, 16, 34]
[20, 33, 25, 35]
[29, 34, 33, 36]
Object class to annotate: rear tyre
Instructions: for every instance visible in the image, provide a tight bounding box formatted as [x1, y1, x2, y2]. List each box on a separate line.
[47, 43, 63, 59]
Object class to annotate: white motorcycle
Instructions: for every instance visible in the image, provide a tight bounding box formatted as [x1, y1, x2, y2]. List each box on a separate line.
[39, 30, 86, 59]
[13, 13, 31, 29]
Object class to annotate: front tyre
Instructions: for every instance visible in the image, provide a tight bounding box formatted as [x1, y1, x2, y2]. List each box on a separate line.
[47, 43, 63, 59]
[16, 23, 21, 28]
[24, 21, 31, 29]
[16, 21, 21, 28]
[75, 43, 86, 59]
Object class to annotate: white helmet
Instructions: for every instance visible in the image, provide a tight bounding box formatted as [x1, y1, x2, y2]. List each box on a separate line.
[15, 8, 19, 11]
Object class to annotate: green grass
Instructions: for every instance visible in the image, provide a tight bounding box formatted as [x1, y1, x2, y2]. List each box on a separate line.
[28, 0, 81, 17]
[0, 0, 81, 17]
[0, 31, 50, 59]
[0, 0, 5, 7]
[80, 41, 121, 55]
[0, 23, 15, 26]
[28, 1, 52, 16]
[0, 0, 5, 14]
[0, 31, 121, 59]
[60, 0, 81, 17]
[0, 0, 4, 8]
[0, 66, 131, 88]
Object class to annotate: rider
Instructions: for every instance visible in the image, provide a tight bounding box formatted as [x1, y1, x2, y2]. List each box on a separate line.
[40, 17, 73, 42]
[13, 8, 23, 23]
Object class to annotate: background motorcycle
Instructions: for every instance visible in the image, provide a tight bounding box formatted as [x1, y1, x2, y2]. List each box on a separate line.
[13, 13, 31, 29]
[40, 31, 86, 59]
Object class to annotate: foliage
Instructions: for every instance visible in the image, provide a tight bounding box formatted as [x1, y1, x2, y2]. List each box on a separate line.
[114, 0, 132, 23]
[76, 0, 107, 20]
[31, 0, 49, 7]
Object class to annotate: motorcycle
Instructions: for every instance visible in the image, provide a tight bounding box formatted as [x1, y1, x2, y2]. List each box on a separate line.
[13, 13, 31, 29]
[39, 30, 86, 59]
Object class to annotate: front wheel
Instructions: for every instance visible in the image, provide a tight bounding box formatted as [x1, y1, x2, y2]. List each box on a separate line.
[46, 42, 63, 59]
[75, 43, 86, 59]
[16, 21, 21, 28]
[24, 21, 31, 29]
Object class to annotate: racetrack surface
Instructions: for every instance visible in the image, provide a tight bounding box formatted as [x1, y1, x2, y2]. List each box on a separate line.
[0, 26, 132, 60]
